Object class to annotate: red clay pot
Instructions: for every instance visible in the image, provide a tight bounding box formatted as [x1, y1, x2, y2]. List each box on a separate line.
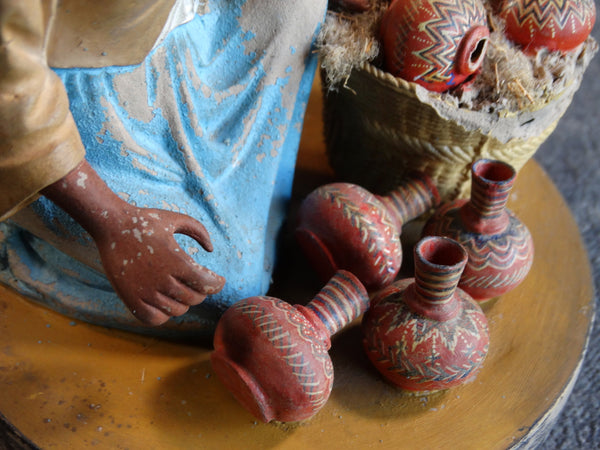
[498, 0, 596, 54]
[380, 0, 490, 92]
[362, 236, 489, 392]
[423, 159, 534, 301]
[211, 270, 369, 423]
[296, 174, 440, 290]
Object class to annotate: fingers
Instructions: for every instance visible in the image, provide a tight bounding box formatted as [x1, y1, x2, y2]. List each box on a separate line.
[160, 275, 208, 307]
[165, 210, 214, 252]
[130, 301, 172, 327]
[129, 270, 222, 326]
[133, 290, 195, 326]
[177, 263, 226, 296]
[149, 209, 225, 292]
[149, 291, 191, 315]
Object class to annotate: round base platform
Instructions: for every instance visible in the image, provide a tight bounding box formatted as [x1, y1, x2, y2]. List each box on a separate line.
[0, 79, 594, 450]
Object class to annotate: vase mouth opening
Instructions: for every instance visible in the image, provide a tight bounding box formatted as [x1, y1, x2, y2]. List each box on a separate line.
[456, 25, 490, 75]
[416, 236, 467, 269]
[472, 159, 516, 184]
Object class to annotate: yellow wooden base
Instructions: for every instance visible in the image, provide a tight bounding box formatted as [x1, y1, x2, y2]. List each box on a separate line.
[0, 80, 594, 450]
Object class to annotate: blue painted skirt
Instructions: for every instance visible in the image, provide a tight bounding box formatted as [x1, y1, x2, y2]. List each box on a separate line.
[0, 1, 324, 337]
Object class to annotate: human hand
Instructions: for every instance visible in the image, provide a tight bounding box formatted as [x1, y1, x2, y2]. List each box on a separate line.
[42, 160, 225, 326]
[91, 205, 225, 325]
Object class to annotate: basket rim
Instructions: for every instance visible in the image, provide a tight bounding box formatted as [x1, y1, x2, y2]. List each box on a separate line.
[325, 59, 585, 144]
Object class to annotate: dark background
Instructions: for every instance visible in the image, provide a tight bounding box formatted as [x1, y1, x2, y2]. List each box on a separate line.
[537, 20, 600, 450]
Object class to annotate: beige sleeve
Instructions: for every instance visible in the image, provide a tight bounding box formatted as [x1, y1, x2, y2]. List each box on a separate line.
[0, 0, 85, 221]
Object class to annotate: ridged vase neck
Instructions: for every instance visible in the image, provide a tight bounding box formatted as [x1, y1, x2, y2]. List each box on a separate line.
[377, 174, 440, 230]
[408, 236, 467, 321]
[298, 271, 369, 348]
[462, 159, 515, 234]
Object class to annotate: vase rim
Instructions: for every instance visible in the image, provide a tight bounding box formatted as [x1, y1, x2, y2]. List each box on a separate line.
[456, 25, 489, 75]
[472, 159, 516, 184]
[415, 236, 467, 271]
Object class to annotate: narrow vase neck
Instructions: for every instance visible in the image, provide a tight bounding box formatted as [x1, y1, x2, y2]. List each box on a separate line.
[298, 271, 369, 348]
[377, 174, 440, 230]
[409, 237, 467, 321]
[462, 160, 515, 234]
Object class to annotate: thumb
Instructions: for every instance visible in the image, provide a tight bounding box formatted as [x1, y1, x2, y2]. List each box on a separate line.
[163, 210, 214, 252]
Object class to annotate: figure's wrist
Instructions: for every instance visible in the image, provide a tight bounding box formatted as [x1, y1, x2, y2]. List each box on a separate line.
[41, 159, 130, 236]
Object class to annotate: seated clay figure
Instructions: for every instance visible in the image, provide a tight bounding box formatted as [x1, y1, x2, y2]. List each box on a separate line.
[0, 0, 367, 337]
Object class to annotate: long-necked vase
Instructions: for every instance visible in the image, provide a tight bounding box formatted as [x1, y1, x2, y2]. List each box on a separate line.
[296, 174, 440, 290]
[211, 270, 369, 423]
[423, 159, 534, 301]
[362, 236, 489, 392]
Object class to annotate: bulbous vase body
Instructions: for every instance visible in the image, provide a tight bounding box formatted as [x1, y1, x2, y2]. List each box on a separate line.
[423, 159, 534, 301]
[362, 236, 489, 392]
[380, 0, 490, 92]
[498, 0, 596, 54]
[296, 176, 439, 290]
[212, 271, 368, 422]
[213, 296, 333, 422]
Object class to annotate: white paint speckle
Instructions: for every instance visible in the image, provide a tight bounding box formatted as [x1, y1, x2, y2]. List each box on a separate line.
[76, 172, 88, 188]
[147, 246, 154, 254]
[133, 228, 143, 242]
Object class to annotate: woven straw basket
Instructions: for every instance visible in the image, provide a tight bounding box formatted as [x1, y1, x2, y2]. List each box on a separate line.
[322, 53, 591, 201]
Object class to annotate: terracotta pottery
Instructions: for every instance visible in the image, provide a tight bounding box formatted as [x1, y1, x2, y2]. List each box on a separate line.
[423, 159, 534, 301]
[211, 270, 369, 423]
[380, 0, 490, 92]
[498, 0, 596, 54]
[362, 236, 489, 392]
[296, 174, 440, 290]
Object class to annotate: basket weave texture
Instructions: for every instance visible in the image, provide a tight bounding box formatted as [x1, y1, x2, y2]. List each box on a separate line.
[322, 61, 584, 201]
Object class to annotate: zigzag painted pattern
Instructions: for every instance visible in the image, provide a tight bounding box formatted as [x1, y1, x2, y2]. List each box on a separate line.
[404, 0, 487, 83]
[427, 207, 531, 268]
[504, 0, 595, 31]
[425, 205, 533, 290]
[366, 291, 488, 384]
[462, 261, 532, 290]
[318, 186, 400, 283]
[236, 299, 333, 411]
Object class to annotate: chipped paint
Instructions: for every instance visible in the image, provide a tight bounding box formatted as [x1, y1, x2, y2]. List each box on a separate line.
[0, 0, 326, 337]
[76, 172, 88, 189]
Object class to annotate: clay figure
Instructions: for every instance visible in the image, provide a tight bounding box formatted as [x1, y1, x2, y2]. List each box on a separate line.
[0, 0, 338, 336]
